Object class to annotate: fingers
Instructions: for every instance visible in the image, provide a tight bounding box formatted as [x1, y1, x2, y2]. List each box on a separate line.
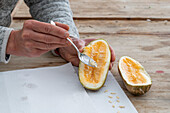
[109, 45, 116, 62]
[55, 22, 69, 31]
[61, 38, 85, 54]
[59, 47, 80, 67]
[25, 40, 68, 51]
[109, 64, 112, 70]
[28, 30, 69, 45]
[24, 20, 69, 38]
[32, 49, 49, 57]
[71, 57, 80, 67]
[109, 45, 115, 70]
[26, 48, 49, 57]
[109, 62, 114, 70]
[34, 41, 68, 50]
[71, 38, 85, 52]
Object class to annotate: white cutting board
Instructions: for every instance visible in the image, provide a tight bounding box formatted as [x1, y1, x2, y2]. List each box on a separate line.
[0, 63, 138, 113]
[0, 63, 98, 113]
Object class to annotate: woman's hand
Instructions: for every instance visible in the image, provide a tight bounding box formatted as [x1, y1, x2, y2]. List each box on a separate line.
[6, 20, 70, 57]
[59, 38, 116, 70]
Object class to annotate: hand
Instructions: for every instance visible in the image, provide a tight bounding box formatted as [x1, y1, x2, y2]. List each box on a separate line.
[6, 20, 70, 57]
[59, 38, 116, 70]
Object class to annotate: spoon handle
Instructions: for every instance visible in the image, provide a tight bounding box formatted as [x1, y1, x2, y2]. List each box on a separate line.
[51, 20, 80, 54]
[67, 38, 80, 54]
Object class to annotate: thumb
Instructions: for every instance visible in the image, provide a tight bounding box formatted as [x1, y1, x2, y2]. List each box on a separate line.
[79, 48, 84, 53]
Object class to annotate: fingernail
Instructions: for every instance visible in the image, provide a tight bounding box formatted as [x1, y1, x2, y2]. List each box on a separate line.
[64, 32, 69, 38]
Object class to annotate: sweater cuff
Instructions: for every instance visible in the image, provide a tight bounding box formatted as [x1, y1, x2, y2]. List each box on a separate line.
[51, 48, 60, 56]
[0, 28, 13, 64]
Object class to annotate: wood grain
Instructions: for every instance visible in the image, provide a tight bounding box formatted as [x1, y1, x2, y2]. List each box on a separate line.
[13, 0, 170, 20]
[10, 19, 170, 35]
[11, 0, 23, 18]
[3, 19, 170, 113]
[0, 52, 67, 72]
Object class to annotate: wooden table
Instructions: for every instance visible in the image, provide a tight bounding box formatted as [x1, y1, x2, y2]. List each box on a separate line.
[1, 0, 170, 112]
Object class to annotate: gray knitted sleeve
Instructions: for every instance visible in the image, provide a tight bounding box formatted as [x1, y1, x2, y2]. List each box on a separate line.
[0, 0, 17, 64]
[0, 0, 79, 63]
[0, 26, 13, 64]
[24, 0, 79, 39]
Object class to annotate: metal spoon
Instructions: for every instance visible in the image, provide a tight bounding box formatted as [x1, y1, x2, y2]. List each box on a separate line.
[50, 20, 97, 67]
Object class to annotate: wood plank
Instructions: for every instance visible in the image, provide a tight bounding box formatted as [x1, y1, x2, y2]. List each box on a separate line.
[3, 19, 170, 113]
[74, 20, 170, 35]
[132, 100, 170, 113]
[10, 19, 170, 35]
[11, 0, 23, 18]
[13, 1, 30, 19]
[0, 53, 67, 72]
[13, 0, 170, 20]
[71, 0, 170, 19]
